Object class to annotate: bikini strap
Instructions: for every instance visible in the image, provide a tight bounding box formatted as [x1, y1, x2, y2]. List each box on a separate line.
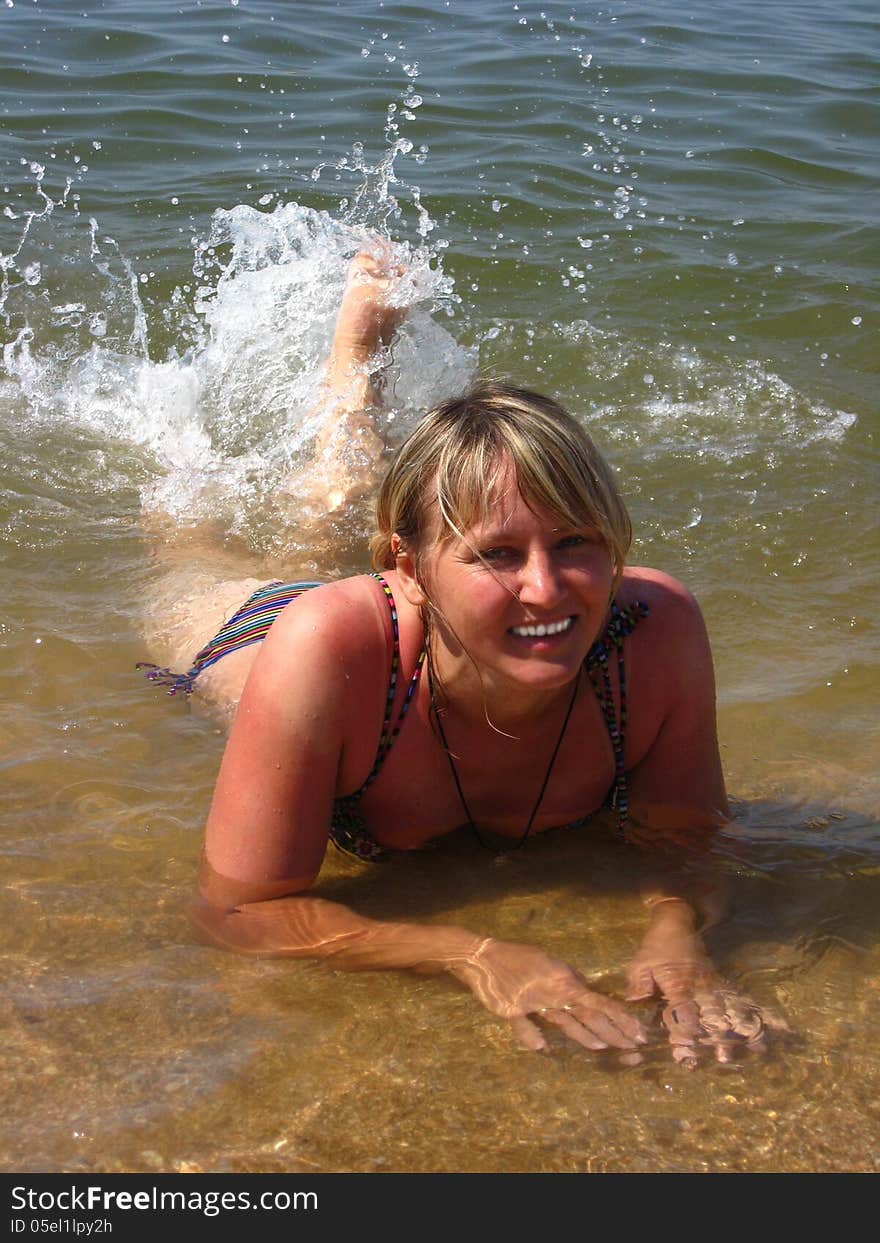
[585, 601, 649, 838]
[344, 572, 427, 799]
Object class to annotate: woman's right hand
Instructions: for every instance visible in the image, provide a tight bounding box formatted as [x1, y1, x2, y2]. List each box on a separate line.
[451, 938, 648, 1054]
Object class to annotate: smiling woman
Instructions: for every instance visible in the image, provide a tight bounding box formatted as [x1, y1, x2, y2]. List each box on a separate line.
[141, 248, 788, 1065]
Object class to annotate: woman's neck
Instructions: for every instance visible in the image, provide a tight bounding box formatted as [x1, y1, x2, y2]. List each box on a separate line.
[427, 642, 580, 735]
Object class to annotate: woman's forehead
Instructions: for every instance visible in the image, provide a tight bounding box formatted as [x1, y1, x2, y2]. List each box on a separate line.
[420, 453, 593, 548]
[465, 484, 559, 537]
[447, 490, 579, 551]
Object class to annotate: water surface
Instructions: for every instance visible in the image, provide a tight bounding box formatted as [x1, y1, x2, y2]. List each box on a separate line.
[1, 0, 878, 1173]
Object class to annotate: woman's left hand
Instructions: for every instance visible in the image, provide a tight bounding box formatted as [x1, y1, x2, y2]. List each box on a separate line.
[626, 902, 790, 1065]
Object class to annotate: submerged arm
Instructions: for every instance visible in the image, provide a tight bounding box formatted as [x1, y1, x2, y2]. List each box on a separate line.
[621, 574, 788, 1061]
[195, 584, 645, 1054]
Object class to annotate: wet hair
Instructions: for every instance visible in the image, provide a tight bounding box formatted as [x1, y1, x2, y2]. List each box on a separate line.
[370, 380, 632, 589]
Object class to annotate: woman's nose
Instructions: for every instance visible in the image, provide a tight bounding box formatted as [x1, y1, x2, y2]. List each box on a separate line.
[516, 550, 565, 609]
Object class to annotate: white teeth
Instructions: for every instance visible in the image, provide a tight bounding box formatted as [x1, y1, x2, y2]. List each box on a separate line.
[510, 617, 573, 638]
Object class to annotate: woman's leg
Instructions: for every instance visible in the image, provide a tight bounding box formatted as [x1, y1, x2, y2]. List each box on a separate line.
[287, 248, 407, 515]
[141, 249, 409, 715]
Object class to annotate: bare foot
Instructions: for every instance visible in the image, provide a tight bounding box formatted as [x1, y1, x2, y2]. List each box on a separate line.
[325, 247, 410, 382]
[286, 247, 410, 521]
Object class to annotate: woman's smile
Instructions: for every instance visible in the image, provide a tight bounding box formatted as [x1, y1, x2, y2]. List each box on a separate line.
[509, 615, 576, 639]
[418, 470, 615, 696]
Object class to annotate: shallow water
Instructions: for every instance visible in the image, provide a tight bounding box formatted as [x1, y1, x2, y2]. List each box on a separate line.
[1, 0, 878, 1173]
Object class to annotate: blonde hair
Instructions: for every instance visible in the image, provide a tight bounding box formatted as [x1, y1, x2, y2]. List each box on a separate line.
[371, 381, 632, 588]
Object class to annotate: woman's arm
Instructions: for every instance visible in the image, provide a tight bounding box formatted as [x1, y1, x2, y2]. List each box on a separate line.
[621, 572, 789, 1061]
[195, 579, 647, 1054]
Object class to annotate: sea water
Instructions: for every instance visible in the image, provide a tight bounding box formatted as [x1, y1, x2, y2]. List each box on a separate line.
[0, 0, 878, 1173]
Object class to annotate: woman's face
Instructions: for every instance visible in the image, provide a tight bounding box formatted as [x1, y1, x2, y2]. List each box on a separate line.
[420, 464, 615, 696]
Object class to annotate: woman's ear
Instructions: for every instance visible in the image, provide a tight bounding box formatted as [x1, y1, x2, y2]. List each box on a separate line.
[391, 535, 429, 606]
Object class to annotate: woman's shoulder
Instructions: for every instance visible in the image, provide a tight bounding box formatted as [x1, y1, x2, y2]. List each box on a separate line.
[256, 571, 411, 671]
[615, 566, 710, 649]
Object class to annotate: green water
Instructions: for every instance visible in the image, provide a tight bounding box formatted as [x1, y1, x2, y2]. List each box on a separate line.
[0, 0, 878, 1173]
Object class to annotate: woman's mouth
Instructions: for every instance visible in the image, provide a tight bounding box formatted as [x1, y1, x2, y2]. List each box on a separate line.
[508, 616, 575, 639]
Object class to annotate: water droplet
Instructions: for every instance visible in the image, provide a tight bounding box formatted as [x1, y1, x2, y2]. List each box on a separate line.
[221, 34, 230, 43]
[491, 199, 503, 212]
[851, 315, 862, 326]
[685, 150, 695, 159]
[727, 253, 738, 266]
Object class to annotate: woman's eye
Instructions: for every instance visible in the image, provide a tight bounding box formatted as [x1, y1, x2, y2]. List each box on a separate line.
[559, 529, 603, 549]
[480, 547, 516, 563]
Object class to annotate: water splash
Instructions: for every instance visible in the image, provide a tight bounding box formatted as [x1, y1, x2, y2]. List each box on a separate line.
[0, 147, 474, 556]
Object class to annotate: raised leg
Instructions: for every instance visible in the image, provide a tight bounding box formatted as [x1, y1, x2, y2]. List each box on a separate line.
[139, 248, 411, 717]
[288, 248, 408, 515]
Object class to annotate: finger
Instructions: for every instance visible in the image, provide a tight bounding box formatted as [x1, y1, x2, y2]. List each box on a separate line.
[699, 1033, 738, 1064]
[690, 990, 741, 1063]
[663, 999, 701, 1040]
[693, 990, 735, 1037]
[580, 994, 650, 1044]
[745, 1029, 769, 1055]
[757, 1006, 793, 1036]
[663, 1000, 701, 1066]
[625, 964, 657, 1002]
[569, 1005, 646, 1049]
[509, 1014, 549, 1053]
[543, 1009, 608, 1051]
[718, 992, 763, 1040]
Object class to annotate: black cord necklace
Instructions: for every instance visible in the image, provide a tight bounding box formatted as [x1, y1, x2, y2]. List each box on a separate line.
[427, 660, 582, 853]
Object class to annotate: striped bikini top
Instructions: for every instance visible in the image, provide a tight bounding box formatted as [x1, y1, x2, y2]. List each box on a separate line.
[330, 574, 648, 861]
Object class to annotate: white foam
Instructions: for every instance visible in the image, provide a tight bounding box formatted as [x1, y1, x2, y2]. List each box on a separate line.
[561, 321, 857, 463]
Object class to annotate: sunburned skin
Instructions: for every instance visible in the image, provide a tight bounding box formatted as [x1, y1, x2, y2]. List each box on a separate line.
[159, 248, 791, 1067]
[396, 487, 617, 711]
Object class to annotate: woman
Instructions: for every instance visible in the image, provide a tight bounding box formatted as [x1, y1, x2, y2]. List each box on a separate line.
[144, 251, 786, 1064]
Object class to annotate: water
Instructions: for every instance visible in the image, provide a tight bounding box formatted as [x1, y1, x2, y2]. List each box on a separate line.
[1, 0, 878, 1173]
